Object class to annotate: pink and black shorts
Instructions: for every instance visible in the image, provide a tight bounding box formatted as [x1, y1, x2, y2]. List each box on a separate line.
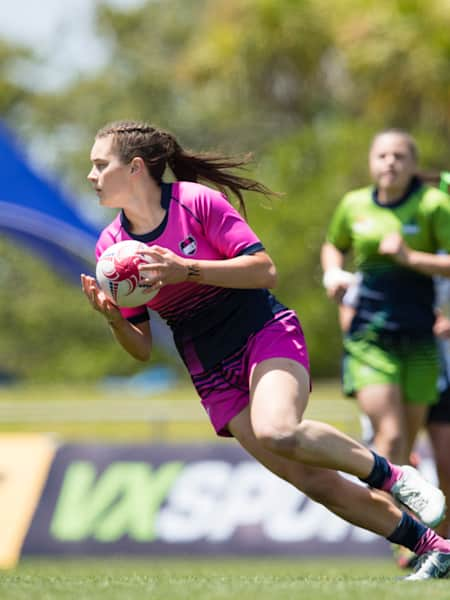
[190, 310, 310, 437]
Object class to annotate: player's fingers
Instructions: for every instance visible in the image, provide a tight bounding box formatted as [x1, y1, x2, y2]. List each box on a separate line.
[140, 248, 164, 261]
[138, 263, 163, 275]
[80, 274, 91, 292]
[82, 280, 95, 301]
[142, 279, 163, 294]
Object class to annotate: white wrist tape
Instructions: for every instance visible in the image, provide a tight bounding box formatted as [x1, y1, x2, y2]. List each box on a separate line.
[322, 268, 356, 290]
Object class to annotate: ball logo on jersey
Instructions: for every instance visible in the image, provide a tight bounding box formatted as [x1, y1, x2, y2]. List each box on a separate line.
[352, 218, 374, 234]
[402, 222, 420, 235]
[179, 235, 197, 256]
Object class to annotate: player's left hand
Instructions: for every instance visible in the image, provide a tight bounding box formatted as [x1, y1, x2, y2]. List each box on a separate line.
[378, 232, 411, 265]
[80, 273, 123, 323]
[138, 245, 190, 289]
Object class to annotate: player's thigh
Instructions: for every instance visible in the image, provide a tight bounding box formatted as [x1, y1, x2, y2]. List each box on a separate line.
[249, 357, 310, 433]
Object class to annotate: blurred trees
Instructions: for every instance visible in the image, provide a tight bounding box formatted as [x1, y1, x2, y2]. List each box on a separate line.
[0, 237, 158, 382]
[1, 0, 449, 380]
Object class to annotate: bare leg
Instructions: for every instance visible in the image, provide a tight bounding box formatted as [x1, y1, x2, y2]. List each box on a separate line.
[243, 357, 445, 535]
[357, 383, 407, 463]
[248, 358, 378, 478]
[228, 405, 402, 536]
[404, 403, 429, 460]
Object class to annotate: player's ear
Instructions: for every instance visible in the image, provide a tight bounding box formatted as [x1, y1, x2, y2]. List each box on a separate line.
[130, 157, 143, 174]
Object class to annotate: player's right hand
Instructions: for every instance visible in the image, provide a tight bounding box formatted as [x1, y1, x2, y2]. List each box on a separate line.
[80, 273, 122, 324]
[322, 268, 356, 303]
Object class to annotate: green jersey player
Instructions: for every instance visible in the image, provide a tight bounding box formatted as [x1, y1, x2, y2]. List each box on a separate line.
[321, 130, 450, 468]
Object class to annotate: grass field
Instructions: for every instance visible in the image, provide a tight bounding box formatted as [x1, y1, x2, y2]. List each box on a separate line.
[1, 383, 440, 599]
[0, 558, 448, 600]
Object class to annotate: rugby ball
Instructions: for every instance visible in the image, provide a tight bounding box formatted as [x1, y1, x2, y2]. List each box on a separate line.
[96, 240, 158, 307]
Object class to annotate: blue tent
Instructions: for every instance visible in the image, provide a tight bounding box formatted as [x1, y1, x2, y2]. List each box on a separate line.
[0, 123, 175, 353]
[0, 123, 99, 282]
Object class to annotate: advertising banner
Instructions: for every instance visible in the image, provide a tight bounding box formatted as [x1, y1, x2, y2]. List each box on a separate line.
[0, 434, 55, 568]
[21, 442, 407, 558]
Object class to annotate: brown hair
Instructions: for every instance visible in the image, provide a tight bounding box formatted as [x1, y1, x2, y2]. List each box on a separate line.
[95, 120, 280, 217]
[370, 128, 419, 161]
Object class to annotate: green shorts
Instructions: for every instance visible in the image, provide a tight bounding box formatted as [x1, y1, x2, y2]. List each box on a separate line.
[343, 336, 439, 405]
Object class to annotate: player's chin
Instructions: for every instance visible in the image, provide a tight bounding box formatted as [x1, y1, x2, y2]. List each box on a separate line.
[98, 194, 119, 207]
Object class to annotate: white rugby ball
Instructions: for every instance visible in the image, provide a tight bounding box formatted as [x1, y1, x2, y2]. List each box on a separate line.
[96, 240, 158, 307]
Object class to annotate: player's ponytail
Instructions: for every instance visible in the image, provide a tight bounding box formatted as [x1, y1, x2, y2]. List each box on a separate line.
[414, 171, 450, 193]
[96, 120, 280, 217]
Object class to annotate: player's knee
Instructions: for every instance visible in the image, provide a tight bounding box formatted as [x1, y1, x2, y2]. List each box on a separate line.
[254, 424, 299, 454]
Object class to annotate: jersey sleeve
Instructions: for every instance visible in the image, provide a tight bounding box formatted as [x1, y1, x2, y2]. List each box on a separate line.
[326, 196, 352, 252]
[197, 189, 264, 257]
[432, 193, 450, 252]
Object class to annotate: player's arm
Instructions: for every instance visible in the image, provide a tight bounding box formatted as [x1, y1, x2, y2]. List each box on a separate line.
[405, 251, 450, 277]
[320, 242, 355, 302]
[139, 247, 277, 289]
[183, 251, 276, 288]
[107, 318, 152, 362]
[434, 310, 450, 339]
[379, 233, 450, 277]
[81, 274, 152, 361]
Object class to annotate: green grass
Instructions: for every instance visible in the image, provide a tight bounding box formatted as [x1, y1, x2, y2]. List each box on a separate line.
[0, 558, 448, 600]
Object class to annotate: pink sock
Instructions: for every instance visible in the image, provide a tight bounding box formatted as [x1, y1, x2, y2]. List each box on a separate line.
[380, 462, 403, 492]
[415, 529, 450, 555]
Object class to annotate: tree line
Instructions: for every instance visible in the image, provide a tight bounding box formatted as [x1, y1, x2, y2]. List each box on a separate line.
[1, 0, 449, 381]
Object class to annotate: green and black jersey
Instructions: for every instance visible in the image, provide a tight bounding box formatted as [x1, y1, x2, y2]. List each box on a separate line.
[327, 178, 450, 341]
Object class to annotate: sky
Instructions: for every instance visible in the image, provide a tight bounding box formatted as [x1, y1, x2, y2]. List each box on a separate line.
[0, 0, 152, 222]
[0, 0, 146, 90]
[0, 0, 150, 220]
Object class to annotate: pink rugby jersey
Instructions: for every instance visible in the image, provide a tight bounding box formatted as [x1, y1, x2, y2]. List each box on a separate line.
[96, 181, 286, 373]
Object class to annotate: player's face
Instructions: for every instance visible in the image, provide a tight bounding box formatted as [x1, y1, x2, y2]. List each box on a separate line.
[87, 135, 133, 208]
[369, 133, 417, 197]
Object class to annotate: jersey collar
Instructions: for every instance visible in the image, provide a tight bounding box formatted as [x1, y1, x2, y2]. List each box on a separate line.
[120, 182, 172, 242]
[372, 176, 422, 209]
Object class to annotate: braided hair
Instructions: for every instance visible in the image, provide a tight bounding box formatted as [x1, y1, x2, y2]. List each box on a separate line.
[96, 120, 280, 217]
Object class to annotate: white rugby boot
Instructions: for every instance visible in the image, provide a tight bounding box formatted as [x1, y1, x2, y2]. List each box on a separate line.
[404, 548, 450, 581]
[390, 466, 446, 528]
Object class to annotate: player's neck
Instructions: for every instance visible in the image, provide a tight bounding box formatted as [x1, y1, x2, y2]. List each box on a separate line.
[123, 187, 165, 234]
[377, 186, 407, 205]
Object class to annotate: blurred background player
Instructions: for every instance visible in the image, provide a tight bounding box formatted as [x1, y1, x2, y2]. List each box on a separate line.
[324, 164, 450, 567]
[321, 131, 450, 468]
[340, 268, 450, 566]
